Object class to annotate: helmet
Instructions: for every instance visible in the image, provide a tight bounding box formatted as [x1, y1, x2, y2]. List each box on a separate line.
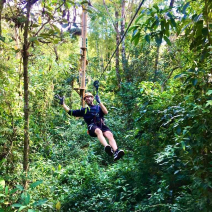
[83, 92, 94, 100]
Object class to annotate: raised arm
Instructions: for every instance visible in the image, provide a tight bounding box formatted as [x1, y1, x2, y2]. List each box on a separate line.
[55, 95, 70, 113]
[99, 102, 108, 115]
[96, 95, 108, 115]
[62, 103, 70, 113]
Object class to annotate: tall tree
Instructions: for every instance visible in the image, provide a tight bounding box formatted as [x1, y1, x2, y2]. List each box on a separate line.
[121, 0, 129, 81]
[22, 0, 33, 186]
[103, 0, 121, 88]
[0, 0, 6, 37]
[169, 0, 175, 8]
[153, 44, 160, 82]
[115, 10, 121, 88]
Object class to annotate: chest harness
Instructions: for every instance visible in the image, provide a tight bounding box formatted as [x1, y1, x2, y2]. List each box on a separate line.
[88, 80, 105, 131]
[87, 105, 104, 131]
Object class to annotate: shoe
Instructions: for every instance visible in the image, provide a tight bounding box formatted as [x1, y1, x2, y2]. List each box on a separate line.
[104, 145, 113, 156]
[114, 149, 124, 161]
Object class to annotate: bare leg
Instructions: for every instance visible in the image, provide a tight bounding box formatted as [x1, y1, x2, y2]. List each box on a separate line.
[103, 131, 118, 151]
[95, 128, 108, 147]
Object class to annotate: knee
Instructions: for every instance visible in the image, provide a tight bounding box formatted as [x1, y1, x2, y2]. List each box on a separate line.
[95, 128, 103, 136]
[104, 131, 114, 139]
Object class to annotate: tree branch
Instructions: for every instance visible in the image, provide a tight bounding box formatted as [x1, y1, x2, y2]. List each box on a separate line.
[102, 0, 118, 33]
[161, 66, 181, 91]
[33, 17, 51, 38]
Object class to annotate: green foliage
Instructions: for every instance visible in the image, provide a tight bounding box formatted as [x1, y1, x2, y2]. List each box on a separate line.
[0, 179, 51, 211]
[130, 5, 177, 46]
[130, 78, 212, 211]
[0, 0, 211, 211]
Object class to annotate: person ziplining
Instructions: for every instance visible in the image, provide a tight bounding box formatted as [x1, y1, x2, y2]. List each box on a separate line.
[53, 0, 148, 161]
[55, 93, 125, 161]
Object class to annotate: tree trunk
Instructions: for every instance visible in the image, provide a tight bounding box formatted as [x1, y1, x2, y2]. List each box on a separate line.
[169, 0, 175, 8]
[0, 0, 6, 37]
[121, 0, 129, 81]
[70, 79, 74, 109]
[54, 46, 59, 62]
[102, 0, 121, 88]
[161, 66, 180, 92]
[153, 45, 160, 82]
[115, 10, 121, 89]
[15, 27, 23, 97]
[204, 0, 212, 46]
[23, 0, 31, 186]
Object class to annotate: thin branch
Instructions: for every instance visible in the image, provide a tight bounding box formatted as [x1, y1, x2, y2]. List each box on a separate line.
[33, 17, 50, 37]
[34, 0, 65, 40]
[161, 66, 181, 91]
[0, 145, 13, 169]
[37, 39, 51, 44]
[55, 2, 65, 11]
[169, 0, 175, 8]
[8, 1, 15, 17]
[102, 0, 118, 33]
[49, 23, 59, 62]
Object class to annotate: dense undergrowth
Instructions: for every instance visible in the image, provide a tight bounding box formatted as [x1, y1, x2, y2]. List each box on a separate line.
[1, 73, 211, 211]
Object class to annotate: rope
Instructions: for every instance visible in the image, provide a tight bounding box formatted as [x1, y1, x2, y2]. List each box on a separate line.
[98, 0, 146, 81]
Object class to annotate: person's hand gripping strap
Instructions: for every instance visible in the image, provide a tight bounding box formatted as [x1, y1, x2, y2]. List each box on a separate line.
[95, 95, 101, 104]
[54, 94, 65, 105]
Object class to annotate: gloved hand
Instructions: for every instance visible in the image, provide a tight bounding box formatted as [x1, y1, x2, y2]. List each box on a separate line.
[95, 95, 101, 104]
[55, 94, 65, 105]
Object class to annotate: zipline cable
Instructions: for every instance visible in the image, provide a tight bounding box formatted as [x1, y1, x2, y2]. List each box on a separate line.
[98, 0, 146, 81]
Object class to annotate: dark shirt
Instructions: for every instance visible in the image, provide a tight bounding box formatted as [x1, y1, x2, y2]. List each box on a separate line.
[68, 105, 105, 126]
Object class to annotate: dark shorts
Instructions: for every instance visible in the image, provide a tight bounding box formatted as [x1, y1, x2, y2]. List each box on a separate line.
[87, 123, 112, 137]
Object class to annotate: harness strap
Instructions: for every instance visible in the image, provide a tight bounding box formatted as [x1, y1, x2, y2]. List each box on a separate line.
[91, 105, 103, 128]
[88, 124, 94, 130]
